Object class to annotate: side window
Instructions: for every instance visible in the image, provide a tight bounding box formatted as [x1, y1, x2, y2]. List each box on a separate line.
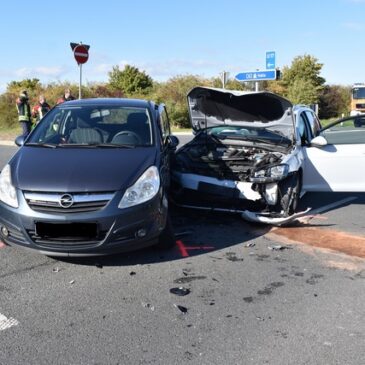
[159, 107, 171, 140]
[305, 111, 321, 137]
[297, 113, 311, 145]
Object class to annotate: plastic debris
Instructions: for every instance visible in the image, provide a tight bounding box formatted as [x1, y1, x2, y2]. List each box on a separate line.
[169, 287, 191, 296]
[141, 302, 155, 311]
[174, 304, 188, 314]
[69, 280, 75, 285]
[268, 245, 291, 251]
[52, 267, 60, 273]
[244, 242, 256, 248]
[129, 271, 136, 276]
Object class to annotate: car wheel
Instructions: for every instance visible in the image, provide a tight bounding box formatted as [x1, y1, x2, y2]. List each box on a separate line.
[278, 172, 302, 216]
[155, 215, 176, 249]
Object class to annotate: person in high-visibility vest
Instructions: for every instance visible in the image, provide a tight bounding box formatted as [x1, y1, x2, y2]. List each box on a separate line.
[16, 90, 32, 137]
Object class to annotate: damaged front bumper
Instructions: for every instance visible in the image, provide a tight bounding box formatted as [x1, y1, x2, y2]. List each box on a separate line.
[171, 171, 308, 225]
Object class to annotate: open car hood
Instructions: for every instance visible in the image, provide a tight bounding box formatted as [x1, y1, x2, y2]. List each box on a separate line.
[187, 87, 295, 139]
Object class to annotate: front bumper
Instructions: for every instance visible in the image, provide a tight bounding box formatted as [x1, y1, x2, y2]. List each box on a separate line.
[171, 172, 273, 212]
[0, 191, 168, 256]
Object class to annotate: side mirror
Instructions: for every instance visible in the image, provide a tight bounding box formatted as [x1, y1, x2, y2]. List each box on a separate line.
[310, 135, 327, 148]
[167, 135, 179, 150]
[15, 135, 25, 147]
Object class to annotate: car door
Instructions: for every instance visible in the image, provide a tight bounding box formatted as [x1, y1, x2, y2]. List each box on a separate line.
[302, 115, 365, 192]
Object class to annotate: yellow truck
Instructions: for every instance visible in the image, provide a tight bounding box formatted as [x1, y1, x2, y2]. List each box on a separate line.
[350, 83, 365, 115]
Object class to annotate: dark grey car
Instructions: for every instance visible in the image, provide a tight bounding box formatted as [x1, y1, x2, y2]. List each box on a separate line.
[0, 98, 178, 256]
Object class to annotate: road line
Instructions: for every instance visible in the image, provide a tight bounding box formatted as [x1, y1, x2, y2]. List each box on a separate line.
[176, 240, 189, 257]
[0, 313, 19, 331]
[308, 196, 357, 216]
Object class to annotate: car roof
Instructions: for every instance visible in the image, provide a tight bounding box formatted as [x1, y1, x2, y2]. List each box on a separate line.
[58, 97, 155, 109]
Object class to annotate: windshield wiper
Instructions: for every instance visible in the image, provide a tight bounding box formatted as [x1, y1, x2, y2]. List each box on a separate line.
[57, 143, 135, 148]
[90, 143, 135, 148]
[25, 142, 57, 148]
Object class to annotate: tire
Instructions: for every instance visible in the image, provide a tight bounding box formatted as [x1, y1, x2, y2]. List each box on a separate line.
[277, 172, 302, 216]
[155, 215, 175, 249]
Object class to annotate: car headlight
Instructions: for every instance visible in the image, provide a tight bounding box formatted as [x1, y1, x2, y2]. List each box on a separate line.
[118, 166, 160, 208]
[0, 164, 18, 208]
[251, 164, 289, 182]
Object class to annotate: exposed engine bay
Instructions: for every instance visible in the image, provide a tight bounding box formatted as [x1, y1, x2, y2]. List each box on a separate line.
[173, 135, 286, 182]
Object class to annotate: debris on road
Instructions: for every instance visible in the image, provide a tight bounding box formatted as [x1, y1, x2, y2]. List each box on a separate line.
[141, 302, 155, 311]
[244, 242, 256, 248]
[169, 287, 191, 296]
[129, 271, 136, 276]
[69, 280, 75, 285]
[174, 304, 188, 314]
[52, 267, 60, 273]
[268, 245, 292, 251]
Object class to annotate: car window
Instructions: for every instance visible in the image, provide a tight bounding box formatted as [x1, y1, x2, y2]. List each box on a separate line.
[27, 105, 153, 146]
[305, 111, 321, 137]
[321, 116, 365, 144]
[297, 113, 311, 145]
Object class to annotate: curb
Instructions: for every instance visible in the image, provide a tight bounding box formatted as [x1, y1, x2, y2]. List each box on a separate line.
[0, 141, 15, 146]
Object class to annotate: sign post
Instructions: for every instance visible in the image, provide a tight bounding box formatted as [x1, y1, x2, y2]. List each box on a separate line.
[70, 42, 90, 99]
[235, 51, 277, 91]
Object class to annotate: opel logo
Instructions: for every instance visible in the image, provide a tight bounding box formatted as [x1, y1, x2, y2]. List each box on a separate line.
[59, 194, 74, 208]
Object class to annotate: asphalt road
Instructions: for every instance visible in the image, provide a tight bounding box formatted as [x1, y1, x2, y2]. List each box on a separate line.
[0, 142, 364, 365]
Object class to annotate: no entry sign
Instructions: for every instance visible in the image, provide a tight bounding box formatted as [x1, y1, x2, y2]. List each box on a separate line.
[73, 44, 89, 64]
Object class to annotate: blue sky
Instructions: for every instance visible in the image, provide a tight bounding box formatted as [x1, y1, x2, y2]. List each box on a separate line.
[0, 0, 364, 92]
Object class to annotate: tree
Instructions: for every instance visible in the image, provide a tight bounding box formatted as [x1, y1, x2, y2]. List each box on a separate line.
[318, 85, 351, 119]
[108, 65, 153, 96]
[280, 55, 325, 104]
[152, 75, 208, 128]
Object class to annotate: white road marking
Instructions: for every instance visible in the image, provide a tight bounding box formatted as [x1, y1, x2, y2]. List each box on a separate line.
[298, 196, 358, 223]
[309, 196, 358, 215]
[0, 313, 19, 331]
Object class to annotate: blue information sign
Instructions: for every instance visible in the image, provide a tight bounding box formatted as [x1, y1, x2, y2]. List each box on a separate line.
[266, 51, 276, 70]
[235, 70, 276, 82]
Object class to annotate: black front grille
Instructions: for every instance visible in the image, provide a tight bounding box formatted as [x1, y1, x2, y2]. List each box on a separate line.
[24, 191, 114, 214]
[27, 200, 109, 213]
[355, 103, 365, 109]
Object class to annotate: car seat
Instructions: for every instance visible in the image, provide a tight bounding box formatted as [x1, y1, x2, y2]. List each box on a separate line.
[125, 113, 151, 144]
[68, 117, 104, 144]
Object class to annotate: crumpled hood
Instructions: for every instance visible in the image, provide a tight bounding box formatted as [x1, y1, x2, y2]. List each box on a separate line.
[187, 87, 294, 138]
[11, 147, 156, 193]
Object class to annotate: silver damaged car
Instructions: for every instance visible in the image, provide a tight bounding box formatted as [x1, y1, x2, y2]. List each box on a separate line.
[171, 87, 312, 225]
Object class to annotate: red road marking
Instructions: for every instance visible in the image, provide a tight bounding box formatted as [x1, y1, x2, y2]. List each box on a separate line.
[176, 240, 215, 257]
[176, 240, 189, 257]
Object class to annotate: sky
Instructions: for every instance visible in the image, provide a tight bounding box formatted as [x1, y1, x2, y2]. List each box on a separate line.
[0, 0, 364, 93]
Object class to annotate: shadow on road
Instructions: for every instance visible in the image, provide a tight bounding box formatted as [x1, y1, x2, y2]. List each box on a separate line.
[56, 206, 270, 267]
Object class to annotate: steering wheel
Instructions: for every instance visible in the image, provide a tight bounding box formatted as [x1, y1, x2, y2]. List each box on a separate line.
[112, 130, 141, 144]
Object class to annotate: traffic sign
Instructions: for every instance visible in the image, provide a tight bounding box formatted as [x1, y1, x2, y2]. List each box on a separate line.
[235, 70, 277, 82]
[266, 51, 276, 70]
[73, 44, 89, 64]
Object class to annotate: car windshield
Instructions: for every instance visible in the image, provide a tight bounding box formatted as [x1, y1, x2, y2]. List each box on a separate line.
[208, 125, 292, 146]
[26, 104, 153, 147]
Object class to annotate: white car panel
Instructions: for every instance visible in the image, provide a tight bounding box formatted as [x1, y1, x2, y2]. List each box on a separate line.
[303, 143, 365, 192]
